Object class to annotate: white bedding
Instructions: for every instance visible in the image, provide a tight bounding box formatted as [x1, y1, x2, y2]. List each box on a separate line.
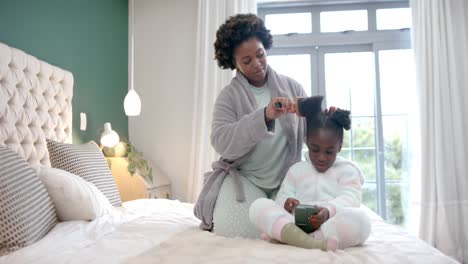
[0, 199, 198, 264]
[0, 199, 457, 264]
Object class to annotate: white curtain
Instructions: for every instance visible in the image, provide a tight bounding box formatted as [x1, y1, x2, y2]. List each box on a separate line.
[187, 0, 257, 202]
[409, 0, 468, 262]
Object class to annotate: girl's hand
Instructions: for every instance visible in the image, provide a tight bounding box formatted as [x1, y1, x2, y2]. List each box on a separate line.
[265, 97, 295, 121]
[308, 206, 330, 230]
[284, 197, 300, 214]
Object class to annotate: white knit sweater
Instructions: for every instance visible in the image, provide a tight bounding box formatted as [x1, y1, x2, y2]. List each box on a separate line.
[275, 154, 365, 218]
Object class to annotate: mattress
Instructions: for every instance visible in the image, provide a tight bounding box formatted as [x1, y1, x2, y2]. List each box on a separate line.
[0, 199, 457, 264]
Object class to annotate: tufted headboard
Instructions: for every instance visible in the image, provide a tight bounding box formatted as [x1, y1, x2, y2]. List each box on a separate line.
[0, 42, 73, 166]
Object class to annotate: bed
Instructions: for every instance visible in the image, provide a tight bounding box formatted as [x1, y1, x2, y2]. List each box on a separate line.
[0, 42, 458, 264]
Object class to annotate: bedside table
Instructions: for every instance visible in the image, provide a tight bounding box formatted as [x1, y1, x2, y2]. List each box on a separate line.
[140, 164, 171, 199]
[146, 184, 171, 199]
[106, 157, 171, 202]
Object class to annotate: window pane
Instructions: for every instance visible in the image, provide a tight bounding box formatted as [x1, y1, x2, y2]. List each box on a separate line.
[268, 54, 311, 95]
[362, 182, 377, 213]
[383, 116, 408, 182]
[324, 52, 374, 116]
[339, 148, 351, 159]
[379, 49, 415, 226]
[379, 49, 416, 115]
[377, 8, 411, 30]
[342, 130, 351, 149]
[352, 117, 375, 148]
[342, 118, 376, 182]
[265, 13, 312, 35]
[355, 149, 376, 182]
[385, 182, 408, 226]
[321, 10, 368, 32]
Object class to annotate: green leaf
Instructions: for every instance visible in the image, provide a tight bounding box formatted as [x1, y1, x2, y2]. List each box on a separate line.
[128, 163, 136, 175]
[147, 168, 153, 183]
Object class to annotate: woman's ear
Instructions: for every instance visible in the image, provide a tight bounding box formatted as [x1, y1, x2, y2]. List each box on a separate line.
[232, 57, 237, 69]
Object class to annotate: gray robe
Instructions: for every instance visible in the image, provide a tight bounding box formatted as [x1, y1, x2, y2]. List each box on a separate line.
[194, 66, 307, 230]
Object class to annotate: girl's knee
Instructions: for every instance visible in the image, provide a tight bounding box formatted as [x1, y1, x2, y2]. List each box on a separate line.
[343, 209, 370, 238]
[348, 209, 371, 244]
[332, 208, 371, 247]
[355, 210, 371, 242]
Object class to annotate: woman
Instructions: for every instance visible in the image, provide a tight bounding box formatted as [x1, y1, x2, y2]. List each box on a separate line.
[194, 13, 307, 238]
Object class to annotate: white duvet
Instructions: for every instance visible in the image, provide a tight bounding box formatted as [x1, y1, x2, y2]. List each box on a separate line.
[0, 199, 457, 264]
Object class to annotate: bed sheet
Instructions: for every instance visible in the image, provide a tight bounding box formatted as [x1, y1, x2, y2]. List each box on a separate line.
[0, 199, 457, 264]
[0, 199, 198, 264]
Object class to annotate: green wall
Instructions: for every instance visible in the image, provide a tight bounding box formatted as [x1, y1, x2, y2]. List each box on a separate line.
[0, 0, 129, 144]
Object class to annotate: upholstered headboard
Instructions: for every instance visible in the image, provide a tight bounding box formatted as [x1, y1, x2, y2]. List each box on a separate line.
[0, 42, 73, 166]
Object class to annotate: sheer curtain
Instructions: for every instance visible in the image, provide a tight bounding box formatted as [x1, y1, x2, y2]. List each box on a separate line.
[409, 0, 468, 262]
[187, 0, 257, 202]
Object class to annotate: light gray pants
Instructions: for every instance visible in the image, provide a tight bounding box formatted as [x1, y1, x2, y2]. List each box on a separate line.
[212, 176, 278, 238]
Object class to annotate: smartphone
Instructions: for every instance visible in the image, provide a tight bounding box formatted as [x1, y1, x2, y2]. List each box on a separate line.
[294, 204, 318, 233]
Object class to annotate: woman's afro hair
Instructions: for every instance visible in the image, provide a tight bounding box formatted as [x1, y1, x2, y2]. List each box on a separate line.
[214, 13, 273, 70]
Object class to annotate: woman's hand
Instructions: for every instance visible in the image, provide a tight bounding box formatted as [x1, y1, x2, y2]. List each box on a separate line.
[284, 197, 300, 214]
[308, 206, 329, 230]
[324, 106, 337, 114]
[265, 97, 295, 121]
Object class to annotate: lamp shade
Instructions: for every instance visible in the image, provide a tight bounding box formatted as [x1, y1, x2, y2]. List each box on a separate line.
[100, 122, 120, 147]
[124, 89, 141, 116]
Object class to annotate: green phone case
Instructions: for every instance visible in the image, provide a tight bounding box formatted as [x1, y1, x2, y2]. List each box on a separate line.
[294, 204, 318, 234]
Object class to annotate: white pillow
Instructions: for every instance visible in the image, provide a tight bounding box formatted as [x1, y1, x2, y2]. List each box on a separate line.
[35, 166, 113, 221]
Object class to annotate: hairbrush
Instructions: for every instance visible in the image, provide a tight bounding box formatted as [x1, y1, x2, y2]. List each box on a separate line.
[274, 96, 324, 117]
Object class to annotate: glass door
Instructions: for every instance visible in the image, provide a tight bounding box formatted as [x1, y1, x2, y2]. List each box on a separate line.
[267, 45, 415, 225]
[318, 46, 380, 215]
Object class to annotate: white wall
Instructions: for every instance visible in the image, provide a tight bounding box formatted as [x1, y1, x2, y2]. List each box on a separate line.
[129, 0, 197, 201]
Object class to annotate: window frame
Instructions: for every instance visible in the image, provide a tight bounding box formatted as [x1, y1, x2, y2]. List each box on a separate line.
[259, 1, 411, 221]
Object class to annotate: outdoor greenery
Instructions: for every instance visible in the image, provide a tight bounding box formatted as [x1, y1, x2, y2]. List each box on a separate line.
[340, 119, 407, 226]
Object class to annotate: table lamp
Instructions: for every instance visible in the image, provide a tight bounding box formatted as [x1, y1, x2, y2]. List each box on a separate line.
[100, 122, 119, 147]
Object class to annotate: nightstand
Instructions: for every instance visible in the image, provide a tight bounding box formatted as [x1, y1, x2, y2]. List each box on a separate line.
[140, 166, 171, 199]
[106, 157, 171, 202]
[145, 183, 171, 199]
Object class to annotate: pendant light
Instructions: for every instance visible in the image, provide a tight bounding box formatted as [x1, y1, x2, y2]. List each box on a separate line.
[124, 0, 141, 116]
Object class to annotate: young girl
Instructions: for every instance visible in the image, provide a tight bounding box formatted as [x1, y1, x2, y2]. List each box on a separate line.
[249, 96, 371, 251]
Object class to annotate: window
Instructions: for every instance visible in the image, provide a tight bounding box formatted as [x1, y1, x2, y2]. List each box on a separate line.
[259, 1, 413, 227]
[377, 8, 411, 30]
[321, 10, 368, 32]
[265, 13, 312, 35]
[268, 54, 312, 95]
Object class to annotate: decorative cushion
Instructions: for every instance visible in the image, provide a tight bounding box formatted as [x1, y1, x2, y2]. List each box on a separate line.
[35, 166, 114, 221]
[0, 146, 57, 255]
[46, 140, 121, 206]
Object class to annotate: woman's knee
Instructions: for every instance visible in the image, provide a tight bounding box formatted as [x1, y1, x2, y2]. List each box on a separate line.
[213, 176, 268, 238]
[249, 198, 275, 223]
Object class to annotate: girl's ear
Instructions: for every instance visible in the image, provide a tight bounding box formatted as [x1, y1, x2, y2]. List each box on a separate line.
[338, 143, 343, 153]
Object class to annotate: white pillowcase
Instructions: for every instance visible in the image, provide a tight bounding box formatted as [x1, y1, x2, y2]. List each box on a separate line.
[35, 166, 113, 221]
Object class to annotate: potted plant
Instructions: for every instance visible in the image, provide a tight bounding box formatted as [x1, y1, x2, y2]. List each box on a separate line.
[102, 138, 153, 184]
